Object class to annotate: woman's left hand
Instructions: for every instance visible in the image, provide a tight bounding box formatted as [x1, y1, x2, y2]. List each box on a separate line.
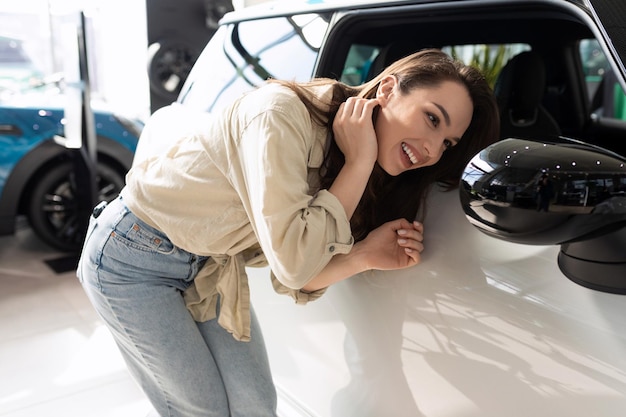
[301, 218, 424, 292]
[356, 218, 424, 271]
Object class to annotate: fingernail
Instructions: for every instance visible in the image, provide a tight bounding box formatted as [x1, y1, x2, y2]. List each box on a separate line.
[397, 229, 407, 235]
[398, 238, 407, 244]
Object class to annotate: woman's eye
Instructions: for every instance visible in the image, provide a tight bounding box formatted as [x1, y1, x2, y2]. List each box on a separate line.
[428, 113, 439, 127]
[443, 139, 453, 150]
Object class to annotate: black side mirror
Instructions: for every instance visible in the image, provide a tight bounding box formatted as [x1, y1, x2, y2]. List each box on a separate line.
[460, 137, 626, 294]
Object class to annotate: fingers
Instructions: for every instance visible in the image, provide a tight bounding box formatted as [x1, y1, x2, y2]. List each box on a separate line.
[404, 245, 421, 264]
[360, 218, 425, 270]
[338, 97, 380, 120]
[393, 218, 423, 236]
[334, 100, 376, 145]
[333, 97, 380, 166]
[396, 220, 424, 255]
[397, 233, 424, 253]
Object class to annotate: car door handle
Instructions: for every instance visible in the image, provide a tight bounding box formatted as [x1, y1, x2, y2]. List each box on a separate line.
[0, 124, 22, 136]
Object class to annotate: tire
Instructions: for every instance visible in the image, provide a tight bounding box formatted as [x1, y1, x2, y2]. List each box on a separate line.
[27, 161, 125, 252]
[147, 40, 200, 101]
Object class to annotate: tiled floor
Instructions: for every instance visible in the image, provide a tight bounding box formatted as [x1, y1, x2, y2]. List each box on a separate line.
[0, 218, 152, 417]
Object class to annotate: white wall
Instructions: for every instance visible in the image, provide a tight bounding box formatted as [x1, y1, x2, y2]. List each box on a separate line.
[0, 0, 151, 121]
[82, 0, 150, 121]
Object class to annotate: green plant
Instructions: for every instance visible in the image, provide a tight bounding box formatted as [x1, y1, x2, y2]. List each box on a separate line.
[449, 44, 518, 88]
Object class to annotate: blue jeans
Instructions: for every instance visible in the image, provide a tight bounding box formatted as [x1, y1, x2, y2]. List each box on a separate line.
[77, 196, 277, 417]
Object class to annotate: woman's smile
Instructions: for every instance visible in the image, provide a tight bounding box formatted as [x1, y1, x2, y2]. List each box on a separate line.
[401, 142, 422, 167]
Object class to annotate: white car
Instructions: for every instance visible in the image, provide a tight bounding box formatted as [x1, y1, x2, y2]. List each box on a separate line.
[173, 0, 626, 415]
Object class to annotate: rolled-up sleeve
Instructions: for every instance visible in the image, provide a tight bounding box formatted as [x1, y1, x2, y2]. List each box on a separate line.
[230, 88, 353, 291]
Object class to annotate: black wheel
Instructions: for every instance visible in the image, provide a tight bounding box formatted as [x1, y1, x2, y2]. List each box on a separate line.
[147, 40, 200, 101]
[27, 161, 125, 252]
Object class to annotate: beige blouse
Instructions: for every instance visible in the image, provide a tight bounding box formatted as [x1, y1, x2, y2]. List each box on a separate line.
[121, 83, 354, 341]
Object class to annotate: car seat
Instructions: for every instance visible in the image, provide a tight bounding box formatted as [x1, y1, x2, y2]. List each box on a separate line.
[494, 51, 561, 139]
[365, 41, 421, 81]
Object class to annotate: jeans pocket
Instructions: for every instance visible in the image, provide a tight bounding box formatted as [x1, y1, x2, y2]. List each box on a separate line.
[118, 221, 176, 254]
[102, 214, 194, 282]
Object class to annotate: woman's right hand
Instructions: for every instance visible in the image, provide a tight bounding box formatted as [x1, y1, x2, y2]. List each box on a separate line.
[327, 97, 381, 220]
[333, 97, 380, 167]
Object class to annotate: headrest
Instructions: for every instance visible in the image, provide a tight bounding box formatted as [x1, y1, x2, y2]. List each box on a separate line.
[365, 42, 423, 81]
[494, 51, 547, 125]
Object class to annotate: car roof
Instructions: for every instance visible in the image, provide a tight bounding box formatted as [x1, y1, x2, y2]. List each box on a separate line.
[221, 0, 591, 23]
[220, 0, 626, 85]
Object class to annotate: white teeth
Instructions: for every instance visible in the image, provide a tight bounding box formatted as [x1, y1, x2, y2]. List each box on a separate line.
[402, 142, 418, 164]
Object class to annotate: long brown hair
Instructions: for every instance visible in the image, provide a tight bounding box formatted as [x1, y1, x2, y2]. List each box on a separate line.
[271, 49, 499, 241]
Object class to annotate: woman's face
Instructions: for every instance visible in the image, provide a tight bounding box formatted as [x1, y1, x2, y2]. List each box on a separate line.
[374, 75, 473, 176]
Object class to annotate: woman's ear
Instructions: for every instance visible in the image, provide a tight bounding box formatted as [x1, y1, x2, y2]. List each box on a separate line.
[376, 75, 397, 104]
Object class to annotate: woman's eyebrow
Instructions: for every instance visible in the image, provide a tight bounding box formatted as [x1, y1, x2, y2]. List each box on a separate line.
[434, 102, 451, 127]
[434, 102, 461, 145]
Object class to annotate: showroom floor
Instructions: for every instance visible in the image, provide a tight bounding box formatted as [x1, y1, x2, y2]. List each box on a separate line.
[0, 218, 153, 417]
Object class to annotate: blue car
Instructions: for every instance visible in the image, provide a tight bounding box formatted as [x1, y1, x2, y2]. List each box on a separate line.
[0, 95, 143, 251]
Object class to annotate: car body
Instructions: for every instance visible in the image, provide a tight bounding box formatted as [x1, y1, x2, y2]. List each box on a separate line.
[171, 0, 626, 415]
[0, 87, 143, 251]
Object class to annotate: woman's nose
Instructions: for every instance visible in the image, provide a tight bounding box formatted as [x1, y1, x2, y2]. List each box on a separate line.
[423, 135, 444, 158]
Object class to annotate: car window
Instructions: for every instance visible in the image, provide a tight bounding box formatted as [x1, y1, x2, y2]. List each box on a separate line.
[0, 36, 43, 94]
[581, 38, 626, 121]
[443, 44, 530, 88]
[0, 37, 31, 64]
[340, 44, 381, 85]
[340, 43, 530, 88]
[178, 13, 329, 113]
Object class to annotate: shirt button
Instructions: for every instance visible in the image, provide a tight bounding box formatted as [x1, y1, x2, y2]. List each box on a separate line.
[329, 245, 335, 253]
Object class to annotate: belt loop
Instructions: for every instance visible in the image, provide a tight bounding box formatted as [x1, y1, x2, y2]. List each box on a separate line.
[92, 200, 108, 218]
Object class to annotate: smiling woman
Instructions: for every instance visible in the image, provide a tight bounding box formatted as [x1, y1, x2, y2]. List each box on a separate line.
[76, 47, 499, 417]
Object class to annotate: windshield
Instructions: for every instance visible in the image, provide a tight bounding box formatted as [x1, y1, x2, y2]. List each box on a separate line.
[178, 13, 329, 113]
